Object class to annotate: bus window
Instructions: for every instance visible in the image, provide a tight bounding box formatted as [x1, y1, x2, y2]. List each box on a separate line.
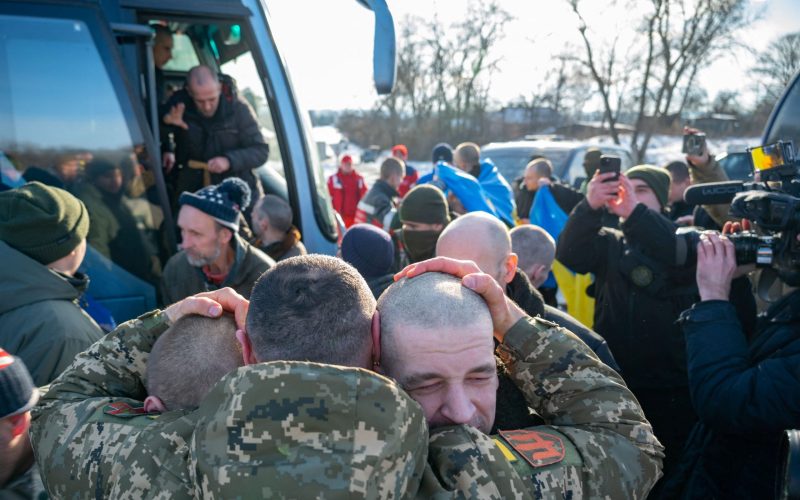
[162, 32, 200, 72]
[0, 14, 164, 287]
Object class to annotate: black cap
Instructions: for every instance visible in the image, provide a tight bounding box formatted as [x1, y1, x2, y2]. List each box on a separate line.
[0, 348, 39, 418]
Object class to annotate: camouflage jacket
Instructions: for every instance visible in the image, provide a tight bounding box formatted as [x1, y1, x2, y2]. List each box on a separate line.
[30, 313, 662, 499]
[490, 316, 665, 498]
[30, 311, 433, 499]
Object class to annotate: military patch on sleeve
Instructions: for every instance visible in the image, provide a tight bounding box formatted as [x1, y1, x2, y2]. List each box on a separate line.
[498, 429, 566, 467]
[103, 401, 159, 418]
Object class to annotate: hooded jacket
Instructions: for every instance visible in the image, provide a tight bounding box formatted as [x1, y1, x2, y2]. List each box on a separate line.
[161, 233, 274, 304]
[0, 241, 103, 386]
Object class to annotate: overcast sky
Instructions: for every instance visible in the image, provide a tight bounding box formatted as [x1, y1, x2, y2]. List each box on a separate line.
[267, 0, 800, 111]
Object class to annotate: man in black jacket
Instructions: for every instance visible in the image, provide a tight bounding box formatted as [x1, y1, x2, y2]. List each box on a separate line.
[556, 166, 755, 493]
[162, 65, 269, 213]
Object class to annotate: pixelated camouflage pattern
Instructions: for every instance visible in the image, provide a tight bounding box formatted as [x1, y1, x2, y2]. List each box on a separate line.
[29, 311, 199, 499]
[30, 308, 663, 499]
[30, 312, 430, 499]
[189, 361, 428, 499]
[419, 424, 533, 499]
[495, 316, 665, 499]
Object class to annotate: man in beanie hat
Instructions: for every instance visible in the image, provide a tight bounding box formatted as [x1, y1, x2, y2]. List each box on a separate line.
[557, 166, 757, 492]
[0, 182, 103, 386]
[397, 184, 451, 265]
[327, 154, 367, 228]
[0, 349, 46, 499]
[161, 178, 274, 304]
[340, 224, 396, 299]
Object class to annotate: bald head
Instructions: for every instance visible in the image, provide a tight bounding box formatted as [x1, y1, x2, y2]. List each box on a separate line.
[377, 272, 492, 374]
[510, 225, 556, 288]
[436, 212, 515, 285]
[186, 65, 222, 117]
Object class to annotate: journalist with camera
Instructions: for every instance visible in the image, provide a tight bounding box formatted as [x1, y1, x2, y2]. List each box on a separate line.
[662, 140, 800, 498]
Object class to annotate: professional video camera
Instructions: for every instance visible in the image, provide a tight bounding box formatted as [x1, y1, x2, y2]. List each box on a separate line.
[678, 141, 800, 286]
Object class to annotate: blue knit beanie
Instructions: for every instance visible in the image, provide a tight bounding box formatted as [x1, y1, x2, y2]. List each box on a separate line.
[179, 178, 251, 230]
[341, 224, 395, 278]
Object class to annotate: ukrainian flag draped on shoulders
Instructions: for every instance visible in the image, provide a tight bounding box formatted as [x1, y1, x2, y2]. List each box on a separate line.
[529, 184, 595, 327]
[420, 161, 515, 227]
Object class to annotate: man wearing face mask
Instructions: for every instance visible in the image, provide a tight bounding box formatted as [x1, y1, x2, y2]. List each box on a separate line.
[395, 185, 451, 267]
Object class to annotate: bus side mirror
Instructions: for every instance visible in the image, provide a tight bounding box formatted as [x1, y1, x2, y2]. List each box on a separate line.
[356, 0, 396, 95]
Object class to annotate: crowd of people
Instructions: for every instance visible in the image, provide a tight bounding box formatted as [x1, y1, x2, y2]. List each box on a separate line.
[0, 34, 798, 498]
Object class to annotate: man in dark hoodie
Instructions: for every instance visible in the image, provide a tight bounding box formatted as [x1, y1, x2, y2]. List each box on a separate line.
[0, 182, 103, 385]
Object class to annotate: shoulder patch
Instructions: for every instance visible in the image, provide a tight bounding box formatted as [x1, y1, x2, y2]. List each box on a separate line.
[103, 401, 159, 419]
[499, 429, 565, 467]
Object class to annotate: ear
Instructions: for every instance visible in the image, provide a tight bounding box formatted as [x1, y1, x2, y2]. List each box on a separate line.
[235, 329, 258, 365]
[503, 253, 518, 284]
[219, 227, 234, 245]
[370, 311, 382, 372]
[143, 396, 167, 414]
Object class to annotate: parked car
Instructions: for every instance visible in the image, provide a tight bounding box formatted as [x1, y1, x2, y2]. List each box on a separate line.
[481, 139, 635, 187]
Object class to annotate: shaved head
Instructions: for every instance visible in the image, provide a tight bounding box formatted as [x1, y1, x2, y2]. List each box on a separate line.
[186, 65, 222, 117]
[377, 272, 497, 433]
[510, 225, 556, 287]
[436, 212, 514, 284]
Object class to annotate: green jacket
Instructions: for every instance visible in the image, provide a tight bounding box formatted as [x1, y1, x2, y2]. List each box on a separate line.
[161, 234, 274, 305]
[0, 241, 102, 386]
[31, 313, 663, 498]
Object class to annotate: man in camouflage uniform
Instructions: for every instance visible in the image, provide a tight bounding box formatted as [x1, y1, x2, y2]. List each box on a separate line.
[385, 263, 663, 498]
[30, 288, 528, 498]
[32, 257, 663, 498]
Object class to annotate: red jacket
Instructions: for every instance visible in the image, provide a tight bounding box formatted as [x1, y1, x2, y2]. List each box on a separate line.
[327, 168, 367, 227]
[397, 165, 419, 198]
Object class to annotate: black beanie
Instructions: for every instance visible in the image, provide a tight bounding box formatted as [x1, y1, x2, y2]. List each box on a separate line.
[179, 178, 251, 230]
[432, 143, 454, 164]
[0, 348, 39, 418]
[341, 224, 395, 278]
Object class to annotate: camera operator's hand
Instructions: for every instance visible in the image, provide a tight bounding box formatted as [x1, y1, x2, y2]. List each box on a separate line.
[587, 171, 620, 210]
[607, 174, 639, 219]
[684, 126, 711, 168]
[696, 232, 736, 301]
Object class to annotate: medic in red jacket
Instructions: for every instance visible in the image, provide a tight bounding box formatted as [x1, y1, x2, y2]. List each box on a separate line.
[327, 154, 367, 227]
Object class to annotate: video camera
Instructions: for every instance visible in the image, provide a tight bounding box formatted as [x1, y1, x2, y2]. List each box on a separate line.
[678, 141, 800, 286]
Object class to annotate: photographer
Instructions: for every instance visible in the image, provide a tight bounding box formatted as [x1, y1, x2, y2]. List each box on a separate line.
[664, 228, 800, 498]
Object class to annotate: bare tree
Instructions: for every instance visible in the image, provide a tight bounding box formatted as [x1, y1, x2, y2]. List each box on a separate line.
[569, 0, 750, 161]
[754, 32, 800, 101]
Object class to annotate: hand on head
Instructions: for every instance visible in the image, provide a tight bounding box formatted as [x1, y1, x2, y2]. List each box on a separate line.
[395, 257, 526, 342]
[164, 287, 249, 331]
